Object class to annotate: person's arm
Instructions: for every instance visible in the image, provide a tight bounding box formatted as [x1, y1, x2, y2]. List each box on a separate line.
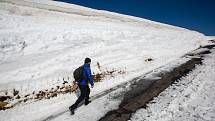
[85, 67, 94, 87]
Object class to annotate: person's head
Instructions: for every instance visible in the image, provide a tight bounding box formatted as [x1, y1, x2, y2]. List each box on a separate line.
[84, 58, 91, 64]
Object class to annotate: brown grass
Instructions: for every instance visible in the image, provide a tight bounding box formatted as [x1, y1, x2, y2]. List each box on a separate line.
[0, 62, 126, 110]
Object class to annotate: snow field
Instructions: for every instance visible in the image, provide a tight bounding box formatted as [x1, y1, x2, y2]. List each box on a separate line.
[0, 0, 209, 121]
[0, 2, 205, 97]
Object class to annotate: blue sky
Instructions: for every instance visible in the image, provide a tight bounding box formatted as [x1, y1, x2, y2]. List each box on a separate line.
[57, 0, 215, 35]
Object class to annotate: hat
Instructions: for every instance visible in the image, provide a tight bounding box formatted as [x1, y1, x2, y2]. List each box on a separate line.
[84, 58, 91, 64]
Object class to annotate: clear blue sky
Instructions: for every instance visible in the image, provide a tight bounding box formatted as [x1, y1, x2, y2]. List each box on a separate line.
[57, 0, 215, 35]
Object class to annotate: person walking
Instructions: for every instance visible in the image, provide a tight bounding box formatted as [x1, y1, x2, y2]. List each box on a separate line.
[69, 58, 94, 115]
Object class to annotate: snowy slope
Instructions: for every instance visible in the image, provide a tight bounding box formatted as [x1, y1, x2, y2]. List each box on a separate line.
[0, 0, 207, 120]
[0, 0, 205, 95]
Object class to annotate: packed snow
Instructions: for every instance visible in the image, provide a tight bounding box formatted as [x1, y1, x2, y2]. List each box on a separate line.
[0, 0, 209, 121]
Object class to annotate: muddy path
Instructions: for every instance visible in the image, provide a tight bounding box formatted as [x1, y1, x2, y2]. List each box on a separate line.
[99, 44, 215, 121]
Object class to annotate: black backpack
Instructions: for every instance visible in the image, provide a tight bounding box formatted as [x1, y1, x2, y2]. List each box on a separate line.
[73, 65, 86, 82]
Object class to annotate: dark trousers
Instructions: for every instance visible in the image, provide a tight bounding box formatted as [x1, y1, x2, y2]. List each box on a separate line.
[71, 84, 90, 110]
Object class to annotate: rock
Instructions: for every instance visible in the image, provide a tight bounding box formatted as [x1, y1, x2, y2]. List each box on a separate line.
[0, 96, 12, 102]
[56, 86, 60, 89]
[15, 95, 21, 99]
[71, 84, 78, 92]
[4, 103, 13, 109]
[63, 81, 68, 84]
[24, 94, 30, 97]
[23, 99, 28, 102]
[35, 94, 40, 99]
[0, 102, 9, 110]
[50, 93, 57, 98]
[4, 91, 8, 95]
[145, 58, 153, 62]
[13, 89, 19, 96]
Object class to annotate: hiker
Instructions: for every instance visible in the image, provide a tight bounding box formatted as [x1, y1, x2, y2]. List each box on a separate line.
[69, 58, 94, 114]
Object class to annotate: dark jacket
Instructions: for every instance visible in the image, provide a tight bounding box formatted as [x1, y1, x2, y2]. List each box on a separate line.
[79, 64, 94, 86]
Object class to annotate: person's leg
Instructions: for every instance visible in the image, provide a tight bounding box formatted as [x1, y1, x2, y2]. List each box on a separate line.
[70, 85, 86, 112]
[85, 85, 91, 105]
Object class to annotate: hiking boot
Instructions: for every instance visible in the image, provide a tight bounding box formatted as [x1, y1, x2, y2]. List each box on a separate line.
[85, 100, 91, 105]
[69, 106, 75, 115]
[70, 110, 75, 115]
